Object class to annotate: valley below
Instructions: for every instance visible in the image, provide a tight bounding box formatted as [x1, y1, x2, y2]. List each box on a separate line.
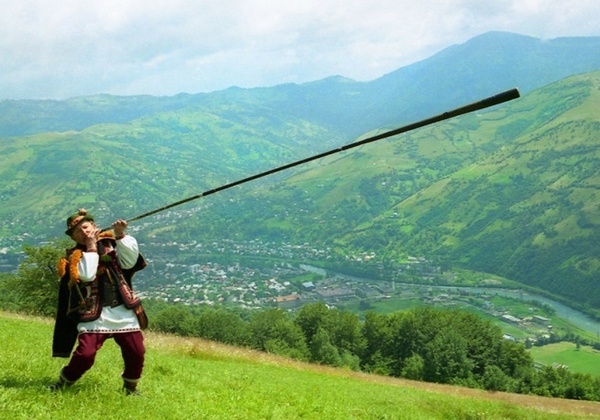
[129, 237, 600, 349]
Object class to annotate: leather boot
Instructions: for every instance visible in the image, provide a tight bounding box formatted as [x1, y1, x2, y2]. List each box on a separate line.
[122, 379, 139, 396]
[48, 369, 74, 391]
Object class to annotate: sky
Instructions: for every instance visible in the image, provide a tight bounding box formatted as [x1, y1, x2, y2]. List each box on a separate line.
[2, 0, 599, 100]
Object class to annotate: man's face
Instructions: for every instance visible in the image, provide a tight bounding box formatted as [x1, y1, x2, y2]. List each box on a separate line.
[71, 221, 97, 245]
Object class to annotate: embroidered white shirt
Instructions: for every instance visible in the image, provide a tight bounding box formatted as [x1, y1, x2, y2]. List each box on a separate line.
[76, 235, 141, 334]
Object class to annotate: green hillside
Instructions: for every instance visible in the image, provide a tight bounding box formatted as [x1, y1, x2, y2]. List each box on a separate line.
[2, 312, 599, 419]
[0, 101, 344, 238]
[347, 72, 600, 309]
[171, 72, 600, 312]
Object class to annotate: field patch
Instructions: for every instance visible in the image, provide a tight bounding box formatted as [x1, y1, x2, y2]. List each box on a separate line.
[529, 342, 600, 376]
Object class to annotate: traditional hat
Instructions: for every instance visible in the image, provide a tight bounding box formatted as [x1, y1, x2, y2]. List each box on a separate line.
[65, 208, 95, 235]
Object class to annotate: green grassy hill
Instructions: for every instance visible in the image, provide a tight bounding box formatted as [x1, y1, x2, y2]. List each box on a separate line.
[0, 101, 344, 238]
[529, 343, 600, 377]
[1, 312, 599, 419]
[348, 72, 600, 308]
[167, 71, 600, 311]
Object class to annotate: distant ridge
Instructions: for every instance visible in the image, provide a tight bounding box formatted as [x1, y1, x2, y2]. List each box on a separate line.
[1, 32, 599, 138]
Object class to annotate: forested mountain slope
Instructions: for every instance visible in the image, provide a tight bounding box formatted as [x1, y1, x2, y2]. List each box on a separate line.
[331, 72, 600, 309]
[175, 71, 600, 311]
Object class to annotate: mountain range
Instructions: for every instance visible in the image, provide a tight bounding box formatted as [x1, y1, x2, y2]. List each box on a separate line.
[1, 31, 599, 312]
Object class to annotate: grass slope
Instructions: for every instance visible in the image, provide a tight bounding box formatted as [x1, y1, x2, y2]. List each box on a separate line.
[1, 312, 599, 419]
[529, 343, 600, 377]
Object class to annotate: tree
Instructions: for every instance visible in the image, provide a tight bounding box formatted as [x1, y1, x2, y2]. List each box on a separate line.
[441, 309, 502, 376]
[360, 311, 394, 372]
[248, 308, 308, 360]
[482, 365, 511, 392]
[362, 350, 393, 375]
[152, 305, 199, 336]
[338, 349, 361, 371]
[496, 339, 533, 378]
[423, 328, 473, 384]
[9, 239, 71, 316]
[294, 302, 365, 366]
[0, 273, 20, 311]
[328, 308, 365, 357]
[294, 301, 332, 345]
[387, 308, 442, 376]
[309, 327, 341, 366]
[401, 353, 424, 380]
[196, 307, 251, 346]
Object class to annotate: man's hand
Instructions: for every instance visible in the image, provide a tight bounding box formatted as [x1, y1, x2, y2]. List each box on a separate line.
[112, 219, 128, 237]
[84, 227, 100, 251]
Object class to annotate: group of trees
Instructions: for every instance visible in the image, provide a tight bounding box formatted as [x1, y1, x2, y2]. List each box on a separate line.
[1, 241, 600, 402]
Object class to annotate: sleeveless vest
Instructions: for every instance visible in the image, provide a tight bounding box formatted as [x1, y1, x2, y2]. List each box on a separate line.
[67, 239, 142, 322]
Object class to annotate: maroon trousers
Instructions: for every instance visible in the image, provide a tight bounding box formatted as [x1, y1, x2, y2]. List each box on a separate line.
[62, 331, 145, 384]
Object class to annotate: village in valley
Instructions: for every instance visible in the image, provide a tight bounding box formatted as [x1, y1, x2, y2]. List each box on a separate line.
[0, 230, 568, 345]
[134, 238, 559, 344]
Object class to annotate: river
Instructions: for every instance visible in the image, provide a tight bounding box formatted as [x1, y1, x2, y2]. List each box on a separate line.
[432, 285, 599, 337]
[301, 265, 600, 337]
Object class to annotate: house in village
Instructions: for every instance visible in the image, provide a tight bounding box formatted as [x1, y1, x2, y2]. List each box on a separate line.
[273, 294, 302, 309]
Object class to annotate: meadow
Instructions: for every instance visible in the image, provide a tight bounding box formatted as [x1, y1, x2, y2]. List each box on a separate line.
[2, 311, 600, 419]
[529, 343, 600, 377]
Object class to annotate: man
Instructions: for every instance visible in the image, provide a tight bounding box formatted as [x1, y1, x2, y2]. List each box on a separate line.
[50, 209, 147, 395]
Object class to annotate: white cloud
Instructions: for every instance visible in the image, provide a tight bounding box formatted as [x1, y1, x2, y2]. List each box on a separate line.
[1, 0, 598, 99]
